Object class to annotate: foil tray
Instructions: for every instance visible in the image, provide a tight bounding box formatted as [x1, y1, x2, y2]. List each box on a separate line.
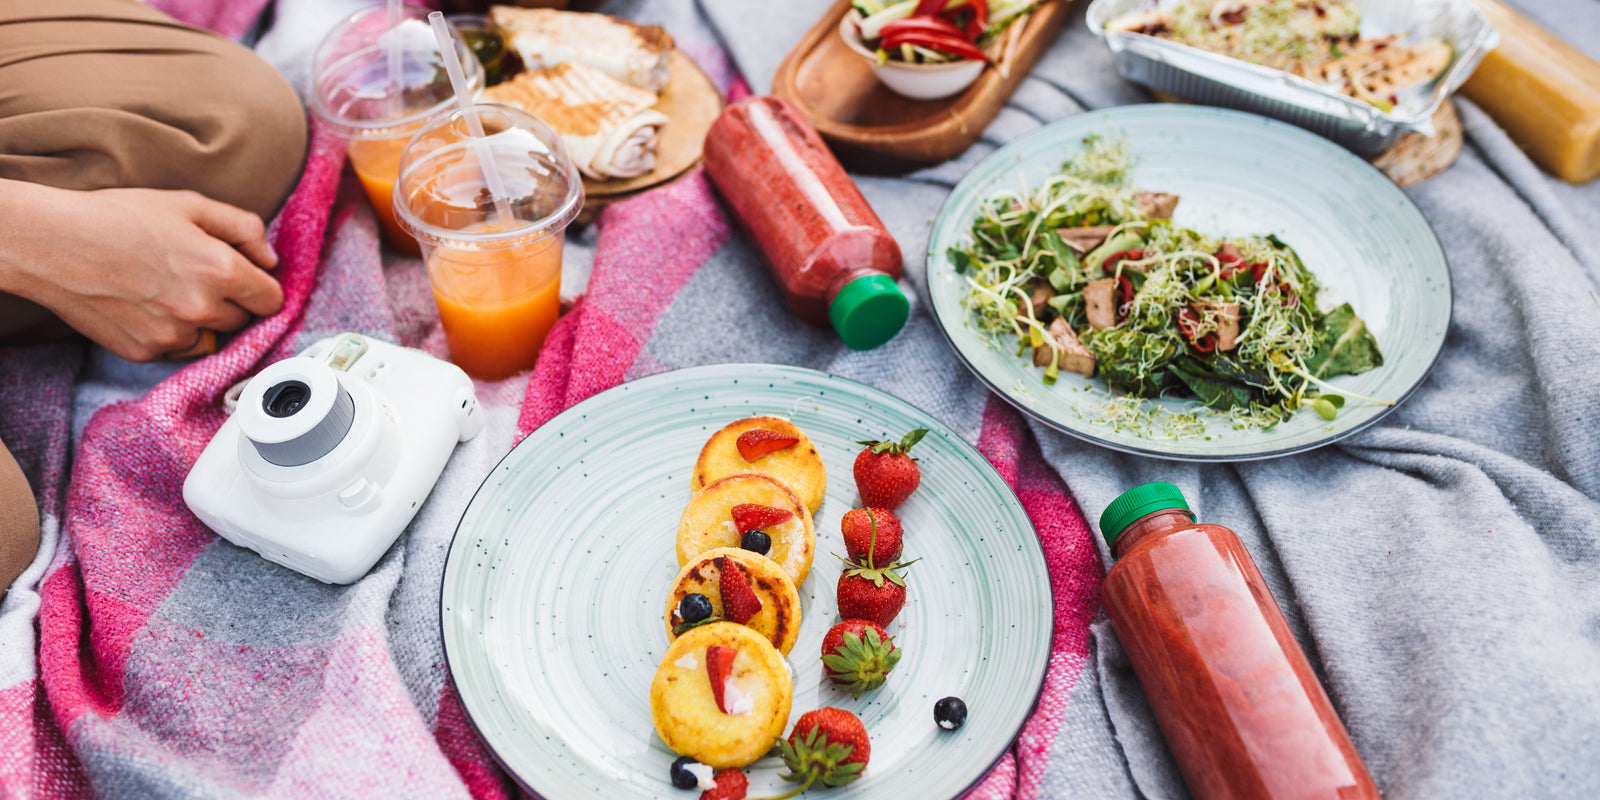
[1086, 0, 1497, 154]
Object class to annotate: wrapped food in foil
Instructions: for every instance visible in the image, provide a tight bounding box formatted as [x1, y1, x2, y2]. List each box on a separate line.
[1086, 0, 1498, 154]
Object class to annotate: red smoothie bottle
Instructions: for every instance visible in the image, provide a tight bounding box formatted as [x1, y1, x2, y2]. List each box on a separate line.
[702, 96, 909, 350]
[1099, 482, 1380, 800]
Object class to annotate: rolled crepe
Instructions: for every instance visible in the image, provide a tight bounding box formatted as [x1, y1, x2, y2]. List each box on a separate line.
[489, 7, 673, 94]
[484, 62, 669, 181]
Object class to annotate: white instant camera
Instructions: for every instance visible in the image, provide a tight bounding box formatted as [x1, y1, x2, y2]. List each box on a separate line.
[183, 332, 483, 584]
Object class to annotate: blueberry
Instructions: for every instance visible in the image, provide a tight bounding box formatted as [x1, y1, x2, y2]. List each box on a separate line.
[741, 530, 772, 555]
[934, 696, 967, 730]
[670, 755, 699, 790]
[678, 593, 713, 624]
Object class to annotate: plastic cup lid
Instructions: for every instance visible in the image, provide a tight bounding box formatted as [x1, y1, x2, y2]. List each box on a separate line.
[308, 4, 483, 140]
[393, 104, 584, 249]
[830, 274, 910, 350]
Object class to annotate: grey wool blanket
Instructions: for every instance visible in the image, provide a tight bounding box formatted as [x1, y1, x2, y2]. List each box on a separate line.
[691, 0, 1600, 796]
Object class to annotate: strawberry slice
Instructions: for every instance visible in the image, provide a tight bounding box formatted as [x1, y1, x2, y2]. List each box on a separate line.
[706, 645, 738, 714]
[717, 556, 764, 624]
[699, 768, 748, 800]
[736, 429, 799, 461]
[730, 503, 795, 534]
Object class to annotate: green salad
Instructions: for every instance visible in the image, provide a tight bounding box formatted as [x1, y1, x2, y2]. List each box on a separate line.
[948, 135, 1387, 431]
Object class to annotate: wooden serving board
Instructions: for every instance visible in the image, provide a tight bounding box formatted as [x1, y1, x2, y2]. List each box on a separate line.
[773, 0, 1078, 173]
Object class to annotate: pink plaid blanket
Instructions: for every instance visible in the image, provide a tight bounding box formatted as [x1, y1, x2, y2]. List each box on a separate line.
[0, 6, 1105, 798]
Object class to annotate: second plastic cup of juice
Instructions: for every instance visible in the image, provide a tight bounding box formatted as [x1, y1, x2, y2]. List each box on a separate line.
[394, 104, 583, 381]
[308, 4, 483, 255]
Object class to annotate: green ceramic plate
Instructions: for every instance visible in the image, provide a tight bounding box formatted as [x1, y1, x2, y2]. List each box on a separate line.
[441, 364, 1052, 799]
[927, 105, 1451, 461]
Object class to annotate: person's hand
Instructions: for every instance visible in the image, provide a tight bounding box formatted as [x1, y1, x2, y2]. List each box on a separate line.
[0, 182, 283, 361]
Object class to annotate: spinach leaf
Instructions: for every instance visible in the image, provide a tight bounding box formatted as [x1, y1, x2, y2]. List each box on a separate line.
[1048, 292, 1085, 329]
[1042, 231, 1083, 291]
[1308, 303, 1384, 378]
[1167, 357, 1255, 410]
[947, 247, 978, 275]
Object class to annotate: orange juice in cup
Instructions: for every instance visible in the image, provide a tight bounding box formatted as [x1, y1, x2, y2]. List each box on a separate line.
[429, 228, 563, 379]
[308, 4, 483, 255]
[395, 104, 583, 380]
[347, 137, 413, 250]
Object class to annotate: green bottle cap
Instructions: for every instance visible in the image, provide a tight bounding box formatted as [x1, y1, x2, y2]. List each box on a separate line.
[1099, 482, 1193, 548]
[829, 274, 909, 350]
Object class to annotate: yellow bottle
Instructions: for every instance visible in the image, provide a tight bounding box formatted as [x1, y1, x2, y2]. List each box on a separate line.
[1460, 0, 1600, 184]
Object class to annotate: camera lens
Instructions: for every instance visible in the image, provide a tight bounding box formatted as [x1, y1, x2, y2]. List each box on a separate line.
[263, 381, 311, 418]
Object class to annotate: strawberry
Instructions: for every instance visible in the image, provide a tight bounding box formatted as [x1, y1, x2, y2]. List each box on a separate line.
[717, 556, 763, 625]
[853, 428, 927, 509]
[840, 508, 903, 565]
[706, 645, 737, 714]
[730, 503, 795, 534]
[775, 708, 870, 794]
[736, 429, 799, 461]
[699, 768, 748, 800]
[835, 559, 910, 628]
[821, 620, 901, 698]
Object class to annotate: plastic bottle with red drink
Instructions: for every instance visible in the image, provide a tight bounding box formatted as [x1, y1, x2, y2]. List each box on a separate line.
[1100, 482, 1381, 800]
[702, 96, 909, 350]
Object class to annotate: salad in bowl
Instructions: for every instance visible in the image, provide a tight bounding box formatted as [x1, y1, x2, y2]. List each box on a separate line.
[842, 0, 1043, 99]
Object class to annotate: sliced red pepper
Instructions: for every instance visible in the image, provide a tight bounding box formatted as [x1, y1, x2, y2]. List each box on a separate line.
[914, 0, 947, 17]
[941, 0, 989, 39]
[881, 27, 990, 61]
[881, 17, 972, 40]
[1177, 308, 1218, 353]
[1116, 274, 1134, 322]
[1100, 249, 1145, 273]
[1249, 262, 1267, 283]
[1216, 252, 1243, 277]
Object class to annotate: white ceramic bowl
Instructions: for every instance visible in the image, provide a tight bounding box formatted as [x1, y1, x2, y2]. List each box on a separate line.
[840, 12, 987, 101]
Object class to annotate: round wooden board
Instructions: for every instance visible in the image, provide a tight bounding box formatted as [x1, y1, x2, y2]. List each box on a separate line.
[1149, 92, 1462, 187]
[580, 50, 723, 204]
[1369, 101, 1463, 188]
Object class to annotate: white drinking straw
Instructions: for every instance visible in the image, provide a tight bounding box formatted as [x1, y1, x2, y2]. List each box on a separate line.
[428, 11, 514, 226]
[386, 0, 403, 116]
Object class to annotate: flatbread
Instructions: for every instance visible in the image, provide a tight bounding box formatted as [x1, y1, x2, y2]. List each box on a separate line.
[489, 6, 673, 93]
[484, 62, 669, 180]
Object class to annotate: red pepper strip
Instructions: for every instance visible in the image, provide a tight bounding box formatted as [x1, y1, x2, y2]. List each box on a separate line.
[1177, 308, 1217, 353]
[1116, 274, 1135, 322]
[881, 17, 971, 39]
[1100, 249, 1145, 273]
[943, 0, 989, 40]
[881, 28, 991, 61]
[1249, 262, 1267, 283]
[914, 0, 947, 17]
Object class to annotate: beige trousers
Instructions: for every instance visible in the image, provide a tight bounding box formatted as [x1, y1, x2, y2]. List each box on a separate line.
[0, 0, 308, 591]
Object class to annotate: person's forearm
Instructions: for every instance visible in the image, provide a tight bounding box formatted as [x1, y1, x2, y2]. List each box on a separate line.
[0, 180, 75, 338]
[0, 179, 68, 302]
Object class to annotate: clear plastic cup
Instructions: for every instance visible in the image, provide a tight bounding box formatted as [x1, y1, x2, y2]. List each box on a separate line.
[394, 104, 584, 381]
[308, 4, 483, 255]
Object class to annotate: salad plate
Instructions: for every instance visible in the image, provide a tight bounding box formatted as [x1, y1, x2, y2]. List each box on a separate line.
[441, 364, 1053, 799]
[927, 104, 1451, 461]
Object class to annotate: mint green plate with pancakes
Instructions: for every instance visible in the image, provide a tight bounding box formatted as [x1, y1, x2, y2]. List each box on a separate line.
[927, 104, 1451, 461]
[441, 364, 1052, 799]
